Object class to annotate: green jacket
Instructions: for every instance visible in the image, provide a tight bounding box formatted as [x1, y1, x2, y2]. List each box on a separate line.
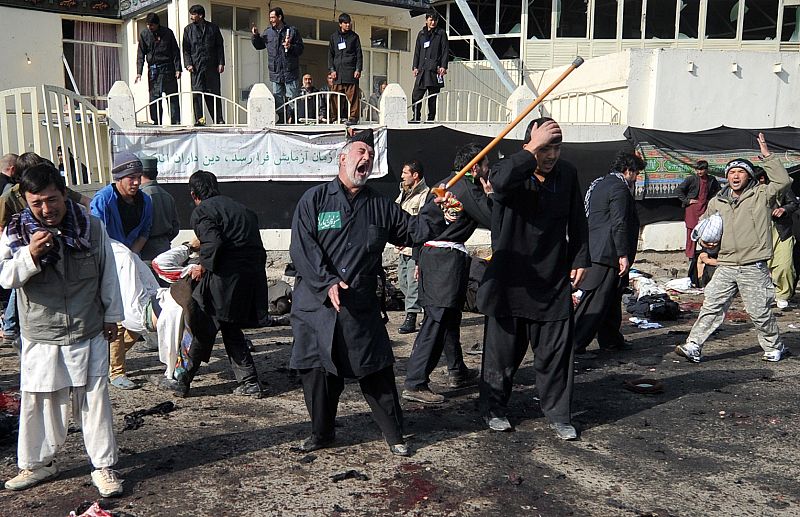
[703, 154, 792, 266]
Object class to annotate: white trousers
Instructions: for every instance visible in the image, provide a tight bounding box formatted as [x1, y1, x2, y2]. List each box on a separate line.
[17, 376, 117, 470]
[156, 289, 184, 379]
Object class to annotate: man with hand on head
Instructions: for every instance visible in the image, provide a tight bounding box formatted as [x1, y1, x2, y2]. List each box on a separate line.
[1, 164, 124, 497]
[477, 118, 589, 440]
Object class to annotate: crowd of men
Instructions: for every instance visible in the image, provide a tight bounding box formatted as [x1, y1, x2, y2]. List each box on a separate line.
[137, 7, 450, 126]
[1, 120, 791, 498]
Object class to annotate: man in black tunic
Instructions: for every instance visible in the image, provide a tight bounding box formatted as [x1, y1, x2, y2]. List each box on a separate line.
[290, 129, 447, 456]
[574, 152, 643, 357]
[183, 5, 225, 125]
[136, 13, 182, 125]
[402, 143, 491, 404]
[411, 10, 448, 123]
[168, 170, 267, 398]
[477, 118, 589, 440]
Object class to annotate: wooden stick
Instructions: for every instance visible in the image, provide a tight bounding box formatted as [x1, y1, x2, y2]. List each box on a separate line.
[432, 56, 584, 197]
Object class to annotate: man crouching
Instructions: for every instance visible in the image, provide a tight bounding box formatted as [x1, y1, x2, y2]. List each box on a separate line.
[1, 164, 125, 496]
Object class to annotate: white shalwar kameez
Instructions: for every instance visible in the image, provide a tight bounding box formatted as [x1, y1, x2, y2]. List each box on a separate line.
[0, 229, 123, 471]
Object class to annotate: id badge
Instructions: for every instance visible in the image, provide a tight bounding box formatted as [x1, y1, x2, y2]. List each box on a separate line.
[338, 42, 346, 50]
[423, 41, 431, 48]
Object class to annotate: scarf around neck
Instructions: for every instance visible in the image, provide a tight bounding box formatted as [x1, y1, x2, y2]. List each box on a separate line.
[6, 198, 91, 265]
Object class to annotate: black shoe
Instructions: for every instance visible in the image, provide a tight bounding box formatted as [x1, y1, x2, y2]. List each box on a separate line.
[171, 379, 190, 398]
[232, 381, 264, 399]
[398, 313, 417, 334]
[448, 367, 479, 389]
[297, 435, 335, 453]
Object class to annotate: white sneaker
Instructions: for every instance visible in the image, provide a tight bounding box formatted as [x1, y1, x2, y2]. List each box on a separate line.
[776, 299, 789, 309]
[91, 467, 123, 497]
[675, 343, 702, 363]
[762, 345, 788, 362]
[4, 461, 59, 490]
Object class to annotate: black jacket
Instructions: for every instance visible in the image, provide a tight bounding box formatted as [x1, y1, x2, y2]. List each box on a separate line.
[477, 151, 590, 320]
[413, 25, 448, 89]
[191, 195, 267, 326]
[182, 21, 225, 72]
[415, 173, 492, 308]
[772, 189, 800, 242]
[328, 30, 362, 84]
[252, 23, 304, 83]
[137, 26, 181, 75]
[585, 174, 640, 268]
[289, 178, 443, 377]
[675, 174, 721, 207]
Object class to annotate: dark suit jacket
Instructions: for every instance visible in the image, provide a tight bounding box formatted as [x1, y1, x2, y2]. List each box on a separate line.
[586, 174, 640, 269]
[675, 174, 721, 207]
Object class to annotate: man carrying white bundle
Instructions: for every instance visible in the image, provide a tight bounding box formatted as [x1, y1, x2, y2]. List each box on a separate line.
[676, 133, 791, 363]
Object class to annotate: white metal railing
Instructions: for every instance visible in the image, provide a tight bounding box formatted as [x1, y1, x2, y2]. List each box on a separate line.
[1, 85, 110, 187]
[135, 92, 249, 127]
[276, 91, 350, 125]
[540, 92, 622, 125]
[408, 89, 511, 123]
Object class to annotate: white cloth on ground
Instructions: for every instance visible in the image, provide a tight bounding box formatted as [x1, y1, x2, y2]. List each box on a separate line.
[155, 288, 184, 379]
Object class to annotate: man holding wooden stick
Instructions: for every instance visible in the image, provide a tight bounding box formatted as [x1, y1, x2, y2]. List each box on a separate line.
[477, 118, 589, 440]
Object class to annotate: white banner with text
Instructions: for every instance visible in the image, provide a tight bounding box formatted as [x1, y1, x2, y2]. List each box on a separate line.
[110, 128, 388, 183]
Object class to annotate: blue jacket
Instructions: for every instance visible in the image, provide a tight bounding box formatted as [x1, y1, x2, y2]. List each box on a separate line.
[91, 184, 153, 249]
[252, 23, 304, 83]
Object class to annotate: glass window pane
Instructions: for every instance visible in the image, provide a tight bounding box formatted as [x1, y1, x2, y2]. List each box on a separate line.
[293, 16, 317, 40]
[593, 0, 618, 39]
[390, 29, 409, 51]
[528, 0, 552, 39]
[706, 0, 738, 38]
[448, 3, 469, 36]
[781, 6, 800, 41]
[235, 7, 258, 33]
[678, 0, 700, 38]
[743, 0, 778, 40]
[499, 2, 522, 34]
[646, 0, 677, 38]
[473, 0, 495, 34]
[449, 39, 470, 60]
[556, 0, 588, 37]
[622, 0, 642, 39]
[373, 52, 388, 75]
[371, 27, 389, 48]
[211, 5, 234, 30]
[320, 20, 340, 40]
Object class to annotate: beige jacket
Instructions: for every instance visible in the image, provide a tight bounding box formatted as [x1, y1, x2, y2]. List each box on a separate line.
[395, 179, 429, 257]
[702, 154, 791, 266]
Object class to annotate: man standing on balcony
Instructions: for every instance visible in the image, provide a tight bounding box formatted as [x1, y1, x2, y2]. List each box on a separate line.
[328, 13, 362, 125]
[252, 7, 304, 124]
[411, 10, 448, 123]
[183, 5, 225, 126]
[136, 13, 182, 126]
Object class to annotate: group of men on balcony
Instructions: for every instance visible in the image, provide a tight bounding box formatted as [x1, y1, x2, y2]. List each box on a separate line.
[136, 7, 451, 126]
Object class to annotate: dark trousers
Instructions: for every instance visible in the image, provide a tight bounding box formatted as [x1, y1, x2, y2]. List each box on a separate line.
[191, 69, 224, 124]
[332, 83, 359, 122]
[148, 71, 180, 125]
[185, 315, 259, 385]
[573, 264, 625, 352]
[404, 306, 467, 390]
[411, 84, 442, 121]
[298, 366, 404, 445]
[480, 316, 574, 424]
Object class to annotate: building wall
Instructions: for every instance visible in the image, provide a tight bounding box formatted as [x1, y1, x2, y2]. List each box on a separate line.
[0, 7, 66, 91]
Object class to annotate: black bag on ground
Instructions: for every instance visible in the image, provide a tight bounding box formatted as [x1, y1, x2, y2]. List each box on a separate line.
[626, 293, 680, 321]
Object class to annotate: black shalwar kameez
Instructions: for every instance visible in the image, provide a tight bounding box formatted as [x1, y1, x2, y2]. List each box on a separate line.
[290, 178, 443, 445]
[477, 151, 589, 425]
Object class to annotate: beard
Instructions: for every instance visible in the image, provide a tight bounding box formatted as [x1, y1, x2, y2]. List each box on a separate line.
[346, 160, 372, 187]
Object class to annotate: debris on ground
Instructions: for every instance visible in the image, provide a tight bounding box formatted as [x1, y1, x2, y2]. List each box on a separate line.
[122, 401, 175, 432]
[331, 469, 369, 482]
[69, 501, 112, 517]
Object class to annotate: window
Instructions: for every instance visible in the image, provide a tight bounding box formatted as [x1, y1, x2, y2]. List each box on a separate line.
[743, 0, 778, 40]
[705, 0, 739, 39]
[593, 0, 618, 39]
[371, 27, 389, 48]
[781, 5, 800, 41]
[678, 0, 700, 38]
[645, 0, 677, 39]
[320, 20, 340, 40]
[390, 29, 409, 51]
[622, 0, 642, 39]
[62, 20, 121, 109]
[556, 0, 589, 38]
[236, 7, 257, 33]
[211, 5, 233, 30]
[528, 0, 553, 39]
[293, 16, 317, 40]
